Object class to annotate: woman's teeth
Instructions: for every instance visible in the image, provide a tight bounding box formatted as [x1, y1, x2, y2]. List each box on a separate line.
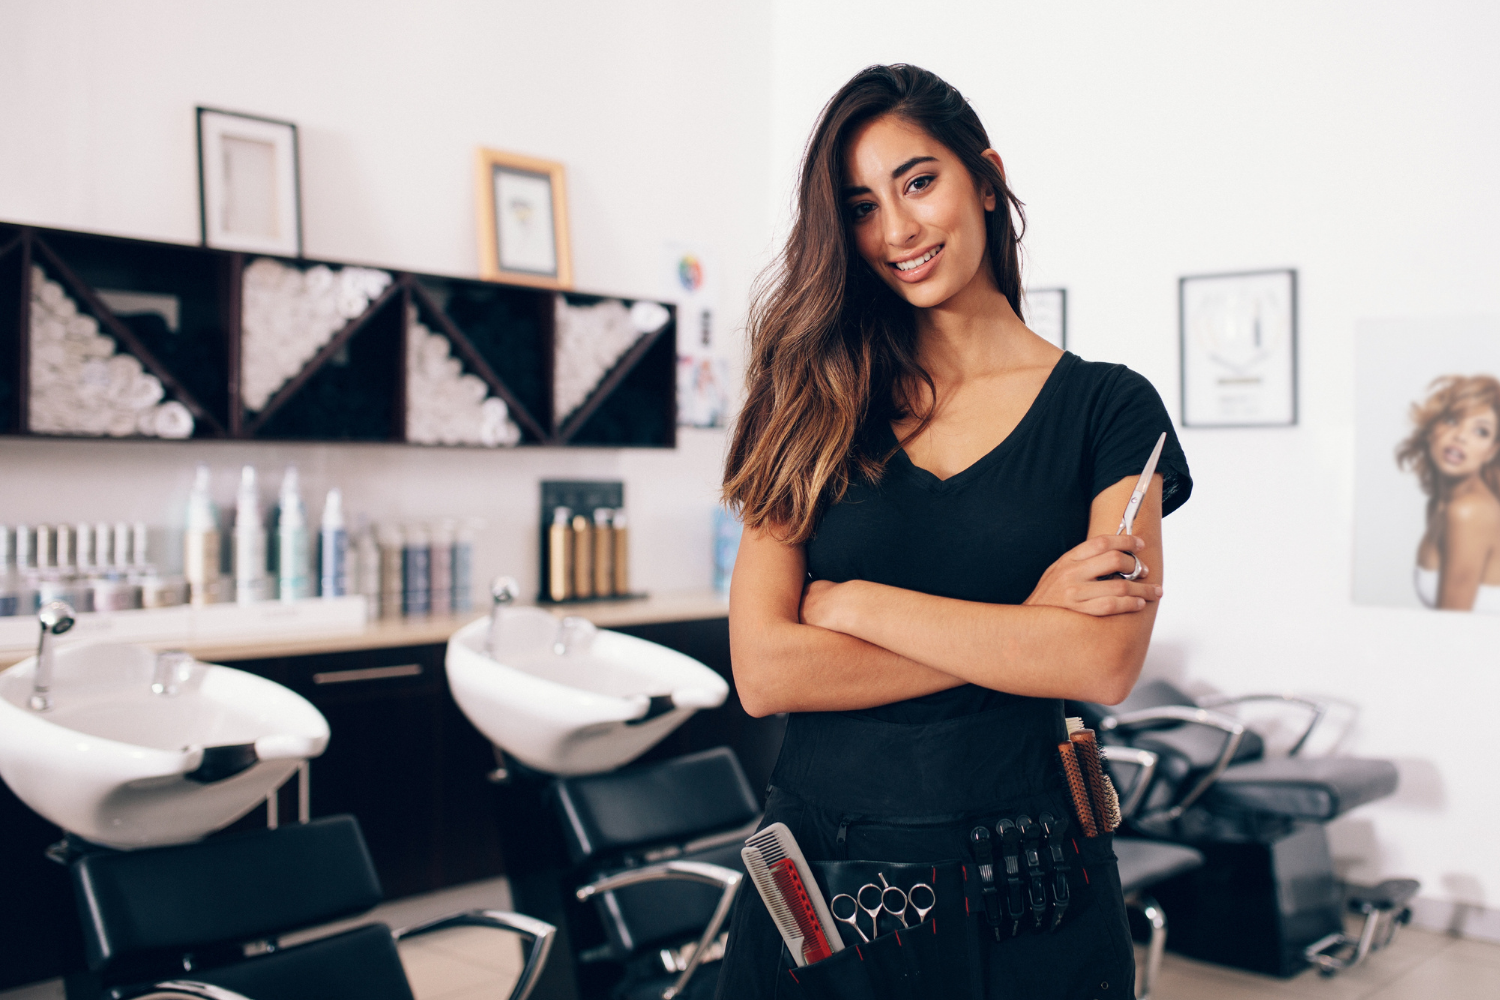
[895, 246, 941, 271]
[1445, 447, 1465, 464]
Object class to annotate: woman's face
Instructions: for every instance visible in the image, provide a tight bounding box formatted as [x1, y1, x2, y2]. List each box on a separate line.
[1429, 405, 1500, 479]
[842, 115, 999, 310]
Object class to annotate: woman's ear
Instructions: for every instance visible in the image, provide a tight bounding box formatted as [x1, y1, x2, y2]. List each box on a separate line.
[980, 148, 1006, 212]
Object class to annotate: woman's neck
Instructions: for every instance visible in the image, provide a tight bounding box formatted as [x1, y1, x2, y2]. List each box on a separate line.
[913, 271, 1031, 385]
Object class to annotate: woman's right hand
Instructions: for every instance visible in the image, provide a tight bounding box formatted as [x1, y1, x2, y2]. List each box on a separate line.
[1023, 534, 1162, 617]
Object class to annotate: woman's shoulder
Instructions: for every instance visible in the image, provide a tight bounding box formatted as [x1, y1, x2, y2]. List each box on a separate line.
[1446, 485, 1500, 531]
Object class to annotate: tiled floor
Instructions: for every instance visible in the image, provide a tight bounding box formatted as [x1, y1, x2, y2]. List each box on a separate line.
[5, 882, 1498, 999]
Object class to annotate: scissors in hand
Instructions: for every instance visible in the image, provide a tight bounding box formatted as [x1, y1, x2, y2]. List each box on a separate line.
[1109, 431, 1166, 582]
[829, 874, 937, 943]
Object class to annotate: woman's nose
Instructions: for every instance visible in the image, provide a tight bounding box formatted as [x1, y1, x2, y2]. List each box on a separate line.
[886, 207, 920, 247]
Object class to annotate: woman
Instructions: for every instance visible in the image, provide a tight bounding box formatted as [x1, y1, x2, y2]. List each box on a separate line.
[717, 64, 1191, 998]
[1397, 375, 1500, 613]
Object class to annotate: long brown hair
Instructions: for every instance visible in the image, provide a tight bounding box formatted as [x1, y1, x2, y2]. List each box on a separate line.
[723, 64, 1026, 543]
[1396, 375, 1500, 529]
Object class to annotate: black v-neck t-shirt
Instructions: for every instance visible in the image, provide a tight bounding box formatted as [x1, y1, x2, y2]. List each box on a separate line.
[804, 351, 1192, 724]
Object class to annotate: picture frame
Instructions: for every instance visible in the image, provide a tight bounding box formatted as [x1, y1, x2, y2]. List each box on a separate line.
[1179, 268, 1298, 427]
[196, 107, 302, 256]
[476, 147, 572, 289]
[1026, 287, 1067, 349]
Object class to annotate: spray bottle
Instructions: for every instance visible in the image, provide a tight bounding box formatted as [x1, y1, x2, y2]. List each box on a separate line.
[234, 465, 267, 604]
[276, 466, 310, 602]
[320, 488, 348, 598]
[184, 464, 221, 606]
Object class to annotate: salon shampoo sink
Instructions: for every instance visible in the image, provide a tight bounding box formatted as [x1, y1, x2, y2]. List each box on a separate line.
[0, 643, 329, 849]
[446, 607, 728, 775]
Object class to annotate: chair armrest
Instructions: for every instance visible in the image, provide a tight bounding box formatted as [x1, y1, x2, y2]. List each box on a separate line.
[112, 983, 258, 1000]
[393, 909, 556, 1000]
[1195, 693, 1330, 756]
[1100, 745, 1159, 820]
[1101, 706, 1245, 821]
[576, 860, 742, 1000]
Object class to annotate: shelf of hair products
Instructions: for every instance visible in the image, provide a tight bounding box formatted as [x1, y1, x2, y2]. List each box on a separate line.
[0, 462, 476, 645]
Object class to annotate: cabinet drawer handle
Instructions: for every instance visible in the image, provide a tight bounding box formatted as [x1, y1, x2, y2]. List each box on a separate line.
[312, 664, 423, 685]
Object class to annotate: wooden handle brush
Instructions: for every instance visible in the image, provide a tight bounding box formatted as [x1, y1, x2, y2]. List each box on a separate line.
[1056, 741, 1100, 837]
[1068, 724, 1121, 833]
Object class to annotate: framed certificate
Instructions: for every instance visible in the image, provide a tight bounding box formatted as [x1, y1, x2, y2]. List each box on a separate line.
[475, 147, 572, 289]
[1179, 269, 1297, 427]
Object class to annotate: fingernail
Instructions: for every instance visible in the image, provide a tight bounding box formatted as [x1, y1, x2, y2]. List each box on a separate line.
[1135, 537, 1145, 550]
[1136, 598, 1146, 608]
[1154, 586, 1163, 597]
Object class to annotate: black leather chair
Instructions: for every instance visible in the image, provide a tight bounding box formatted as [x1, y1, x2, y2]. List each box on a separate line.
[551, 747, 756, 1000]
[1101, 745, 1205, 1000]
[1073, 681, 1404, 977]
[65, 815, 553, 1000]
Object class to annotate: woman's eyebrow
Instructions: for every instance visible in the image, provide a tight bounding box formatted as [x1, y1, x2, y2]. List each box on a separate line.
[842, 156, 941, 198]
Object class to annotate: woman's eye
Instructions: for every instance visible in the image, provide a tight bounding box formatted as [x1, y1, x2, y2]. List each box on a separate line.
[848, 202, 875, 221]
[908, 174, 934, 193]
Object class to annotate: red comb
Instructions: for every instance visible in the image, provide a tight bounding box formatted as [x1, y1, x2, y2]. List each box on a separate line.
[770, 857, 833, 964]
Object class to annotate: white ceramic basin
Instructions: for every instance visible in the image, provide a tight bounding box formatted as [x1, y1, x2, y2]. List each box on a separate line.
[445, 609, 729, 776]
[0, 643, 329, 849]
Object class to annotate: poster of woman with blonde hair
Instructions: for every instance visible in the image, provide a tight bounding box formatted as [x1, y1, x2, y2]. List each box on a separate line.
[1355, 321, 1500, 613]
[1398, 375, 1500, 611]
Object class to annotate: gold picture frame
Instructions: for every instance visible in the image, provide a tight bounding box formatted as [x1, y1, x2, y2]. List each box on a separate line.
[475, 147, 572, 289]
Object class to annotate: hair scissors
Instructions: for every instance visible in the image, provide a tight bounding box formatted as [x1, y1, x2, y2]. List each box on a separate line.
[829, 874, 937, 942]
[1113, 432, 1167, 581]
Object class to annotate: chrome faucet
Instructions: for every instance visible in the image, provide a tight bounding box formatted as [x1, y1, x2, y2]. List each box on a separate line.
[30, 600, 75, 712]
[152, 650, 194, 696]
[485, 576, 520, 656]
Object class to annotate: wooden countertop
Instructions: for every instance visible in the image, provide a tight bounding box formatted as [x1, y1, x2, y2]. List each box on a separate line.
[0, 589, 730, 667]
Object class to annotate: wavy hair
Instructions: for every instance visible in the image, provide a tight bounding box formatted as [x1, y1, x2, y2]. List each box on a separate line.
[723, 64, 1026, 543]
[1396, 374, 1500, 522]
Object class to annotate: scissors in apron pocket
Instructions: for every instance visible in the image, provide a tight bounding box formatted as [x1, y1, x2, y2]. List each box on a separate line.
[828, 874, 936, 943]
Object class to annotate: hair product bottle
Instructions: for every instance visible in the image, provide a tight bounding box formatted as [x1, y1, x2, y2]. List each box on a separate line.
[184, 463, 221, 606]
[233, 465, 267, 604]
[548, 506, 573, 602]
[276, 466, 310, 602]
[592, 508, 614, 598]
[612, 509, 629, 596]
[377, 524, 404, 619]
[571, 512, 594, 599]
[452, 520, 476, 613]
[354, 518, 380, 617]
[319, 488, 348, 598]
[403, 523, 431, 617]
[0, 527, 21, 617]
[429, 519, 454, 616]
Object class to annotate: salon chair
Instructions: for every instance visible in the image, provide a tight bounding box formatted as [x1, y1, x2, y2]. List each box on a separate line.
[1071, 681, 1404, 977]
[1100, 746, 1205, 1000]
[62, 815, 553, 1000]
[550, 747, 755, 1000]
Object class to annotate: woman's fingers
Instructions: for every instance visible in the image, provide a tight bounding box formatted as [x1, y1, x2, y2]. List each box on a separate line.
[1077, 548, 1146, 580]
[1070, 533, 1143, 561]
[1070, 580, 1162, 616]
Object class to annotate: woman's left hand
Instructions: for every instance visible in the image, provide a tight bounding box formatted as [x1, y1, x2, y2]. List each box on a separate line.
[800, 578, 844, 630]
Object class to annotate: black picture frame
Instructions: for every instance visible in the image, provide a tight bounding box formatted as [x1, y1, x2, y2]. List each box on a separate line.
[196, 106, 303, 257]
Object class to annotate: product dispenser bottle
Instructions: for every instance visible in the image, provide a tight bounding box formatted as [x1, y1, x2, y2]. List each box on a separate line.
[592, 508, 614, 598]
[75, 521, 93, 573]
[93, 523, 110, 575]
[0, 527, 20, 617]
[377, 524, 405, 619]
[612, 509, 629, 596]
[233, 465, 267, 604]
[354, 518, 380, 617]
[14, 526, 39, 616]
[571, 512, 594, 599]
[184, 464, 222, 606]
[132, 523, 186, 609]
[547, 507, 573, 602]
[452, 520, 476, 612]
[403, 523, 431, 617]
[429, 519, 454, 616]
[319, 488, 348, 598]
[276, 466, 310, 602]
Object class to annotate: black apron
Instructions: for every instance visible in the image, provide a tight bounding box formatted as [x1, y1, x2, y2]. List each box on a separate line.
[714, 696, 1135, 1000]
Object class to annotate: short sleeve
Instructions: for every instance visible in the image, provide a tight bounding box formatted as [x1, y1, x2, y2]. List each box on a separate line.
[1088, 366, 1192, 517]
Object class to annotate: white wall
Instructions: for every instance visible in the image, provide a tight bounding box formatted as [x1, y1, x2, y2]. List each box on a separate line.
[768, 0, 1500, 931]
[0, 0, 773, 594]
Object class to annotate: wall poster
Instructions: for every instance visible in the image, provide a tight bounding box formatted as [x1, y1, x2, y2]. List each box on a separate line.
[1180, 269, 1297, 427]
[1353, 319, 1500, 614]
[663, 243, 728, 428]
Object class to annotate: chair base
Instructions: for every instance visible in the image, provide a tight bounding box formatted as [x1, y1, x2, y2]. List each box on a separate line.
[1148, 823, 1343, 977]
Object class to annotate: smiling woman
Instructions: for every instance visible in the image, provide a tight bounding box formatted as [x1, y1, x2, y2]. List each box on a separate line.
[716, 65, 1191, 998]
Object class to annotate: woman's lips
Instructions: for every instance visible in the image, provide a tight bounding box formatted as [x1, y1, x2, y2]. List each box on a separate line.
[1442, 446, 1467, 466]
[888, 245, 943, 282]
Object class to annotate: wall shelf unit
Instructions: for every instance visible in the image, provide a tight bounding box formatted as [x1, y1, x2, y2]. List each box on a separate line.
[0, 222, 677, 448]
